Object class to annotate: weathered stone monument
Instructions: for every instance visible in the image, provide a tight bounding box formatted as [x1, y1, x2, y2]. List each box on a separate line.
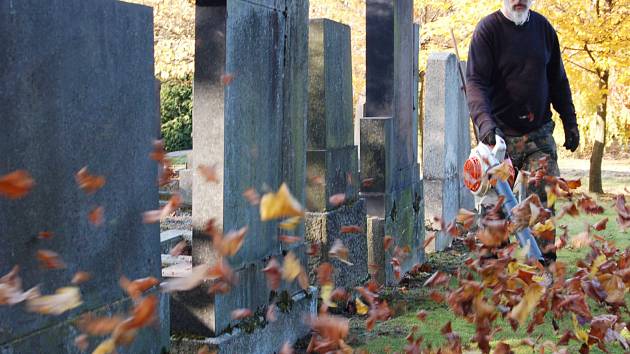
[423, 52, 474, 251]
[305, 19, 367, 288]
[170, 1, 315, 352]
[0, 0, 169, 352]
[361, 0, 424, 284]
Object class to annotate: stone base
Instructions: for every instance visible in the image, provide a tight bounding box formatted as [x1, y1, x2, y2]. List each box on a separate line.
[424, 178, 459, 251]
[0, 291, 170, 354]
[305, 200, 368, 288]
[366, 216, 386, 284]
[170, 287, 317, 354]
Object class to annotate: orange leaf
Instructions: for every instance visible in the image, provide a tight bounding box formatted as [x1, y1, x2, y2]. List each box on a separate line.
[149, 140, 167, 162]
[143, 194, 181, 224]
[120, 276, 158, 300]
[125, 295, 158, 329]
[0, 170, 35, 199]
[74, 334, 89, 351]
[75, 167, 106, 194]
[221, 73, 234, 86]
[383, 235, 393, 251]
[38, 231, 54, 240]
[36, 250, 66, 269]
[160, 264, 210, 292]
[214, 226, 248, 257]
[564, 178, 582, 189]
[592, 217, 609, 231]
[71, 271, 92, 285]
[278, 235, 302, 244]
[262, 258, 282, 290]
[89, 206, 105, 226]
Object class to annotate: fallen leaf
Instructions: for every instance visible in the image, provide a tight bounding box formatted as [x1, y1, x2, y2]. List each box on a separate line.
[260, 183, 303, 221]
[198, 164, 219, 183]
[75, 167, 106, 194]
[0, 170, 35, 199]
[329, 193, 346, 207]
[26, 286, 82, 315]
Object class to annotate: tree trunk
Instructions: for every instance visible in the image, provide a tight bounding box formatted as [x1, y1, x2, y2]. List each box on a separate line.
[589, 70, 609, 194]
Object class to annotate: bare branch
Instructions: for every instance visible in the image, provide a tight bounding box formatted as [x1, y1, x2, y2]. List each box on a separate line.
[565, 59, 599, 76]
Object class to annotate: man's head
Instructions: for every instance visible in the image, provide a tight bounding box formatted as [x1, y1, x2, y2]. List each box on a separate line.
[502, 0, 532, 26]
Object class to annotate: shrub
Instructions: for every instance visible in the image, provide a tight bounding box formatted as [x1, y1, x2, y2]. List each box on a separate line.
[160, 76, 193, 152]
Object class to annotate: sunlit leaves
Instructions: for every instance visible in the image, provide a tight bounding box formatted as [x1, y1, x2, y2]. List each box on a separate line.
[75, 167, 106, 194]
[0, 170, 35, 199]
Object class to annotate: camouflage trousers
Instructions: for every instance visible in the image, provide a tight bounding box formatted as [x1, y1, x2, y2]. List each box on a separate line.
[502, 120, 560, 262]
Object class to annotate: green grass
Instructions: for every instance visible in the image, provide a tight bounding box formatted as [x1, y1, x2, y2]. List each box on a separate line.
[355, 197, 630, 353]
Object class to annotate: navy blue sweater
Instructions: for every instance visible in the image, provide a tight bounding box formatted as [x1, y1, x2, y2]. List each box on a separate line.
[466, 10, 577, 137]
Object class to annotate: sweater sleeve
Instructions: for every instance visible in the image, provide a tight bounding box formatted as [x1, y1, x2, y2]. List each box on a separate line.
[466, 21, 496, 139]
[547, 27, 577, 128]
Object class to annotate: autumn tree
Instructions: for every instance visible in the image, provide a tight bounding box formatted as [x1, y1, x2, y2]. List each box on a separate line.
[538, 0, 630, 193]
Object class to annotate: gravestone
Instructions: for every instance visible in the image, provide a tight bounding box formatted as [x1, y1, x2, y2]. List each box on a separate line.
[423, 52, 473, 251]
[0, 1, 169, 352]
[171, 0, 314, 351]
[361, 0, 424, 285]
[305, 19, 367, 288]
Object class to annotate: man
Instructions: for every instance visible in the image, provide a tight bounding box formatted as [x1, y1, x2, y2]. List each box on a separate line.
[466, 0, 580, 264]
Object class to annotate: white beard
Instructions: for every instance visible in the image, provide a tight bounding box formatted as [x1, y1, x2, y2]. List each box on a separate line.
[502, 0, 531, 26]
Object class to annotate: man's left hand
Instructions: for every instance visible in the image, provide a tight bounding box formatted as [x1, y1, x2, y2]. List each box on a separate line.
[563, 125, 580, 152]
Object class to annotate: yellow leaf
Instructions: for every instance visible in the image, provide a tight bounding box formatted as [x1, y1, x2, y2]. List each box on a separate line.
[282, 251, 303, 282]
[260, 183, 304, 221]
[590, 254, 606, 276]
[573, 314, 589, 344]
[279, 216, 302, 231]
[321, 284, 337, 308]
[26, 287, 82, 315]
[545, 185, 557, 208]
[92, 338, 116, 354]
[508, 283, 544, 325]
[355, 297, 368, 315]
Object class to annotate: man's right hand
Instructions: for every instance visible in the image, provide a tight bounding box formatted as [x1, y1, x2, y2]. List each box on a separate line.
[481, 127, 496, 146]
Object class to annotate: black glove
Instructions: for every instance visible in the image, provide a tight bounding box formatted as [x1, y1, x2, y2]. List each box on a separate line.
[563, 125, 579, 152]
[481, 127, 496, 146]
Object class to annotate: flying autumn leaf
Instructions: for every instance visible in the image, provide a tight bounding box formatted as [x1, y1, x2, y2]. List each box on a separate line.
[340, 225, 362, 234]
[278, 235, 301, 244]
[26, 286, 83, 315]
[197, 164, 219, 183]
[282, 251, 308, 289]
[279, 216, 302, 231]
[0, 170, 35, 199]
[119, 276, 158, 300]
[231, 308, 253, 320]
[329, 193, 346, 207]
[71, 271, 91, 285]
[74, 334, 89, 351]
[0, 266, 40, 306]
[383, 235, 393, 251]
[262, 258, 281, 290]
[329, 239, 353, 265]
[38, 231, 53, 240]
[564, 178, 582, 190]
[36, 250, 66, 269]
[77, 314, 124, 336]
[614, 194, 630, 231]
[259, 183, 303, 221]
[355, 297, 369, 315]
[75, 167, 106, 194]
[213, 226, 248, 257]
[221, 73, 234, 85]
[592, 217, 609, 231]
[508, 283, 544, 325]
[242, 187, 261, 205]
[160, 264, 210, 292]
[89, 206, 105, 226]
[143, 193, 181, 224]
[361, 178, 375, 188]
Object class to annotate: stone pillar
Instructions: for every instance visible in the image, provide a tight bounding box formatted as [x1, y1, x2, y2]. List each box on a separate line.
[423, 52, 472, 251]
[362, 0, 424, 285]
[0, 1, 169, 352]
[305, 19, 366, 288]
[458, 62, 475, 211]
[175, 0, 314, 347]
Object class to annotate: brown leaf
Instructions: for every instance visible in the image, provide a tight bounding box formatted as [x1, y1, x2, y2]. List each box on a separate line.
[423, 271, 450, 288]
[214, 226, 248, 257]
[197, 345, 217, 354]
[242, 187, 260, 205]
[260, 183, 303, 221]
[416, 310, 428, 321]
[317, 263, 334, 286]
[71, 271, 92, 285]
[0, 170, 35, 199]
[221, 73, 234, 85]
[262, 258, 282, 290]
[89, 206, 105, 226]
[278, 235, 301, 244]
[197, 164, 219, 183]
[149, 140, 166, 162]
[160, 264, 210, 292]
[75, 167, 106, 194]
[124, 294, 158, 330]
[77, 314, 124, 336]
[329, 239, 353, 265]
[456, 209, 476, 230]
[329, 193, 346, 207]
[493, 342, 513, 354]
[383, 235, 393, 251]
[564, 178, 582, 189]
[36, 250, 66, 269]
[592, 217, 609, 231]
[143, 194, 181, 223]
[231, 308, 253, 320]
[340, 225, 362, 234]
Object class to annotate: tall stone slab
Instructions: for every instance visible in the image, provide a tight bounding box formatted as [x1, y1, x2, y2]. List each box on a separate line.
[423, 52, 472, 251]
[458, 62, 475, 211]
[0, 1, 169, 352]
[305, 19, 366, 288]
[181, 0, 314, 346]
[362, 0, 424, 285]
